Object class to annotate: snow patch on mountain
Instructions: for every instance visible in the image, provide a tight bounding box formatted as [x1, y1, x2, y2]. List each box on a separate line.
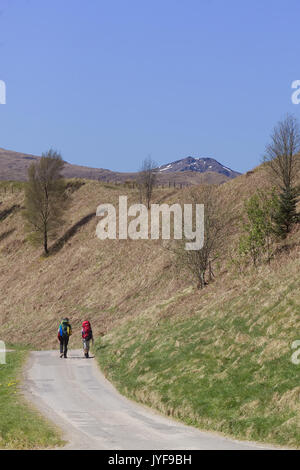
[157, 157, 240, 179]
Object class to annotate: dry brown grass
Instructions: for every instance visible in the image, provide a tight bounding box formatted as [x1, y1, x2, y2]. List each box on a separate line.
[0, 164, 299, 351]
[0, 181, 186, 347]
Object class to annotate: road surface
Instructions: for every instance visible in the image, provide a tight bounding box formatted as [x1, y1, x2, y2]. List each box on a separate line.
[23, 350, 269, 450]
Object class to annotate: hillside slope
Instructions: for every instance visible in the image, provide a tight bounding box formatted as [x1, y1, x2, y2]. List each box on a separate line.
[0, 167, 299, 447]
[95, 253, 300, 447]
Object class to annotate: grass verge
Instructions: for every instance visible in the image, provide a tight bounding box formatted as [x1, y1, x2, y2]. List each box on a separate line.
[0, 345, 64, 449]
[94, 280, 300, 449]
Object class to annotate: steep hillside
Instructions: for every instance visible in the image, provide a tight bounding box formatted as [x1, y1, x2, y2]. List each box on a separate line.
[0, 165, 298, 346]
[0, 180, 185, 346]
[0, 166, 299, 447]
[96, 253, 300, 447]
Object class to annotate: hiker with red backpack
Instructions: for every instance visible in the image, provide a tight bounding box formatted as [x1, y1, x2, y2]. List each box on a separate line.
[58, 318, 72, 358]
[82, 320, 93, 358]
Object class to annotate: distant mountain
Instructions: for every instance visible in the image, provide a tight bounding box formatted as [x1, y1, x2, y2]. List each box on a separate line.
[0, 148, 241, 185]
[158, 156, 241, 179]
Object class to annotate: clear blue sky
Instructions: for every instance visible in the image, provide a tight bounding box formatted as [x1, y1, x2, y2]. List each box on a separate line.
[0, 0, 300, 173]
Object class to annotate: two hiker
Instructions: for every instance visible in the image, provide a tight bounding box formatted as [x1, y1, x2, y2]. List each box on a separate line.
[57, 318, 93, 358]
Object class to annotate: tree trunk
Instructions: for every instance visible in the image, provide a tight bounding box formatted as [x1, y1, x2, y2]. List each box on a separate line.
[208, 260, 215, 281]
[44, 229, 48, 255]
[197, 271, 205, 289]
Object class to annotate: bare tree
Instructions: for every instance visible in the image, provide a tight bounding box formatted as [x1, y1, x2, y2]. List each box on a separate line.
[23, 149, 68, 255]
[263, 114, 300, 235]
[175, 186, 224, 289]
[138, 156, 157, 209]
[264, 114, 300, 191]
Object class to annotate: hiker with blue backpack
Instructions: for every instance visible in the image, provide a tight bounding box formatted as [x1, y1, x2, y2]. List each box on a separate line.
[82, 320, 93, 358]
[58, 318, 72, 358]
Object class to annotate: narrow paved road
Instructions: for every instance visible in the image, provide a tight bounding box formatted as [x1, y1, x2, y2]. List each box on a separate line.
[23, 350, 268, 450]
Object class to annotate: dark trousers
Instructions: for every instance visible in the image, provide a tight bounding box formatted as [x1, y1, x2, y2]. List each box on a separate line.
[59, 336, 69, 357]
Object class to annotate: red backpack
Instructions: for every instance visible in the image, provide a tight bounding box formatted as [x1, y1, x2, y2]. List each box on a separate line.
[82, 321, 92, 340]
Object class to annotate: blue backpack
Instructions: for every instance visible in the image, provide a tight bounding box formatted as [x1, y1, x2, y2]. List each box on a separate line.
[60, 319, 71, 337]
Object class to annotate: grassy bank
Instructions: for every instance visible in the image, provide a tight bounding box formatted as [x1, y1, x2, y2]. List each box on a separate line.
[95, 260, 300, 449]
[0, 345, 64, 449]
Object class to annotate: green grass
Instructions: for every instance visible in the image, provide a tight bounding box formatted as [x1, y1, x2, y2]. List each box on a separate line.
[94, 276, 300, 448]
[0, 345, 64, 449]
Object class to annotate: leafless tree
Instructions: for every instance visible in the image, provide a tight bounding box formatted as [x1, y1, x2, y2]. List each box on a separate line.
[175, 186, 224, 289]
[263, 114, 300, 191]
[263, 114, 300, 235]
[138, 156, 157, 209]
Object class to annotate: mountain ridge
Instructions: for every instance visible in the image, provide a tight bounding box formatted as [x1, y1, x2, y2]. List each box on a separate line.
[158, 156, 241, 178]
[0, 147, 241, 185]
